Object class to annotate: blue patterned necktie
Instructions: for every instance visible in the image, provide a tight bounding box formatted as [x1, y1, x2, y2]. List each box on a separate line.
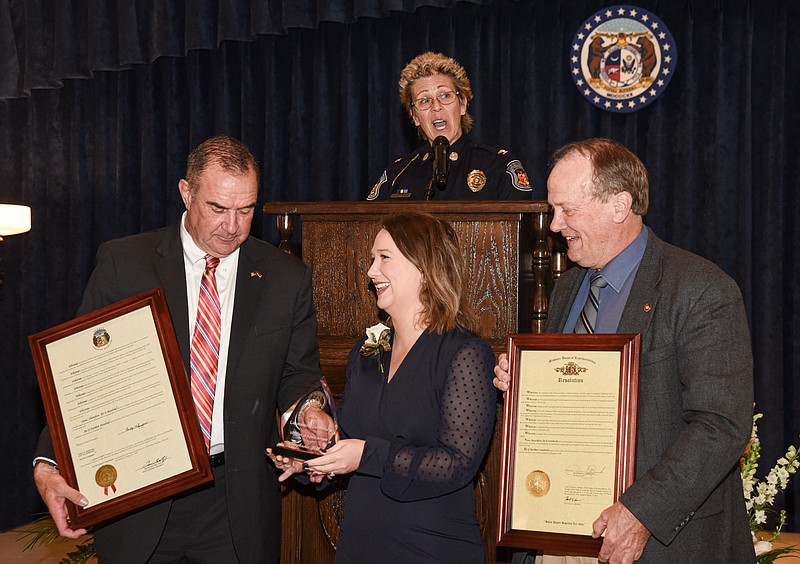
[574, 270, 608, 334]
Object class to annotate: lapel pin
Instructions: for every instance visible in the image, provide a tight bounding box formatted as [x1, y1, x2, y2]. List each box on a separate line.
[644, 303, 652, 312]
[251, 271, 263, 279]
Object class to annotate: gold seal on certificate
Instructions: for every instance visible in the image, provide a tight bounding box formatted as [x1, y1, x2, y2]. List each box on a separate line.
[526, 470, 550, 497]
[95, 464, 118, 495]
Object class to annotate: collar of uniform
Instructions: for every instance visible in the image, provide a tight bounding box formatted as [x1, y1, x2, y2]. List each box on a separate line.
[418, 132, 470, 159]
[448, 132, 469, 154]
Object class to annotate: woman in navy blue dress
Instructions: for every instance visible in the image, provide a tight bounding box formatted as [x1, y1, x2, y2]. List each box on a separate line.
[305, 212, 497, 563]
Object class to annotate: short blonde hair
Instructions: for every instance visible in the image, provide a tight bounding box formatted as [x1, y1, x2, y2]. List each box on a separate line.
[380, 212, 478, 334]
[398, 52, 474, 136]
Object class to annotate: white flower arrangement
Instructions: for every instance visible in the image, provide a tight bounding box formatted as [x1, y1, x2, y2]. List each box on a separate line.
[741, 411, 800, 563]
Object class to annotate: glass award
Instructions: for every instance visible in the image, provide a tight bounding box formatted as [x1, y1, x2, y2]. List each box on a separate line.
[274, 378, 338, 460]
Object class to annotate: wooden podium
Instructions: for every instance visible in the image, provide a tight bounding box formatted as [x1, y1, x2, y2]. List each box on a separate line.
[263, 201, 559, 564]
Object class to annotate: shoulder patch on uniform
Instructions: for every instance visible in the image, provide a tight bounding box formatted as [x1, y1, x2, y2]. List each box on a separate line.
[367, 170, 388, 201]
[506, 160, 532, 192]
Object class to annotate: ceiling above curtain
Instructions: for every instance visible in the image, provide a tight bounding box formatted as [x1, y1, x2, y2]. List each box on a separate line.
[0, 0, 490, 100]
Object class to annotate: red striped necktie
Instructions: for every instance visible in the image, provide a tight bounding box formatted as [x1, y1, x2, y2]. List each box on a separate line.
[190, 254, 221, 452]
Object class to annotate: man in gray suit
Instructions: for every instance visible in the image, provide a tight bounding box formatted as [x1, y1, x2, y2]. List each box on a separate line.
[494, 138, 754, 563]
[33, 135, 322, 563]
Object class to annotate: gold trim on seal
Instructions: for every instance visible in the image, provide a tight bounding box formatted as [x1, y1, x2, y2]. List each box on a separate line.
[526, 470, 550, 497]
[95, 464, 118, 488]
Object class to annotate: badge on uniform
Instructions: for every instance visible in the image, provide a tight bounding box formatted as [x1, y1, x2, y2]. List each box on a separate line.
[467, 169, 487, 193]
[506, 160, 532, 192]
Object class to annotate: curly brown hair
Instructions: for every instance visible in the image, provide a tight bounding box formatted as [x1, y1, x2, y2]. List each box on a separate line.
[379, 212, 478, 334]
[398, 52, 474, 136]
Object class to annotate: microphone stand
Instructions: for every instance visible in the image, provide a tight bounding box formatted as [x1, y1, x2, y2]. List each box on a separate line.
[428, 135, 449, 199]
[425, 179, 436, 200]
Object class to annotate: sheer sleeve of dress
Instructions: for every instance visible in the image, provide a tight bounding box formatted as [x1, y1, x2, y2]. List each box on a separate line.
[380, 337, 497, 501]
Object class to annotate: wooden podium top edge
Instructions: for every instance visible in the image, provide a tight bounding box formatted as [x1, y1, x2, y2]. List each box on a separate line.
[263, 200, 551, 216]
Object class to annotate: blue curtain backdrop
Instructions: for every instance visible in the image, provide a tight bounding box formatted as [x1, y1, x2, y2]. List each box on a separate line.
[1, 0, 798, 534]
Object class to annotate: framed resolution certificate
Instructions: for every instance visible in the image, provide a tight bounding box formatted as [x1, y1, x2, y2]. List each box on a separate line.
[496, 333, 641, 555]
[29, 288, 213, 529]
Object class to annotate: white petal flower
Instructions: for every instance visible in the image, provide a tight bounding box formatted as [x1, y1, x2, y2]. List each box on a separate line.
[365, 322, 390, 344]
[754, 540, 772, 556]
[754, 510, 767, 524]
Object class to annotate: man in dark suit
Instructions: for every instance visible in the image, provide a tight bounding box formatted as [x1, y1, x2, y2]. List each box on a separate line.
[33, 135, 322, 563]
[494, 139, 754, 563]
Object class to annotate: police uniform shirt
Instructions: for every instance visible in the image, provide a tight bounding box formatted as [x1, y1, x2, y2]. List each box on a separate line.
[366, 134, 544, 200]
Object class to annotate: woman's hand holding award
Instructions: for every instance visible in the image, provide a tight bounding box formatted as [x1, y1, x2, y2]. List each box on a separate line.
[274, 379, 338, 461]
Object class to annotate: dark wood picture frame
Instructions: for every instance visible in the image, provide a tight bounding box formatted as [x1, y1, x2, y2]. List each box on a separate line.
[497, 333, 640, 556]
[29, 287, 213, 529]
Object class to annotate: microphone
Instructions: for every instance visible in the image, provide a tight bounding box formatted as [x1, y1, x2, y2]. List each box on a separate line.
[432, 135, 449, 190]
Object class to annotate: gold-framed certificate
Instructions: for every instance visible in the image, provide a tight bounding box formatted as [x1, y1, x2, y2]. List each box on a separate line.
[29, 288, 213, 529]
[496, 333, 641, 556]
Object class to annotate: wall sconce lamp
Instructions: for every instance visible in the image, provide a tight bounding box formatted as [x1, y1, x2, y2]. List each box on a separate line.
[0, 204, 32, 300]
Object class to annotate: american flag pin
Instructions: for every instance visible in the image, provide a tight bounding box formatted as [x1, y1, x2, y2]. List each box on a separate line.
[251, 271, 263, 279]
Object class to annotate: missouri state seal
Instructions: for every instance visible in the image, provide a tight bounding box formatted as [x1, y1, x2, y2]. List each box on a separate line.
[570, 5, 677, 113]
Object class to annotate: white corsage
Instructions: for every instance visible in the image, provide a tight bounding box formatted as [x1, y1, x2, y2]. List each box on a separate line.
[359, 322, 391, 373]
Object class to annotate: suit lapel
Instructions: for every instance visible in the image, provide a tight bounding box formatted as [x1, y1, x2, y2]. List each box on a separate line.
[154, 224, 191, 370]
[546, 270, 584, 333]
[224, 238, 267, 390]
[617, 228, 662, 336]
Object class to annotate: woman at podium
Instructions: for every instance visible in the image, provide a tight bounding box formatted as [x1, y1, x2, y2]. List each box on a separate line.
[366, 52, 544, 201]
[305, 212, 497, 563]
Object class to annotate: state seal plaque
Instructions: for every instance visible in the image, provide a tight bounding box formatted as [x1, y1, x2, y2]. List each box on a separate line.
[570, 5, 677, 113]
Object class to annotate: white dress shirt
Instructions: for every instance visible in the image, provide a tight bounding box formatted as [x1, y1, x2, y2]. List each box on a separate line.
[180, 212, 239, 456]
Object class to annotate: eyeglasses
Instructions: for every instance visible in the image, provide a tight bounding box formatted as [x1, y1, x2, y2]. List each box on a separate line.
[411, 90, 461, 111]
